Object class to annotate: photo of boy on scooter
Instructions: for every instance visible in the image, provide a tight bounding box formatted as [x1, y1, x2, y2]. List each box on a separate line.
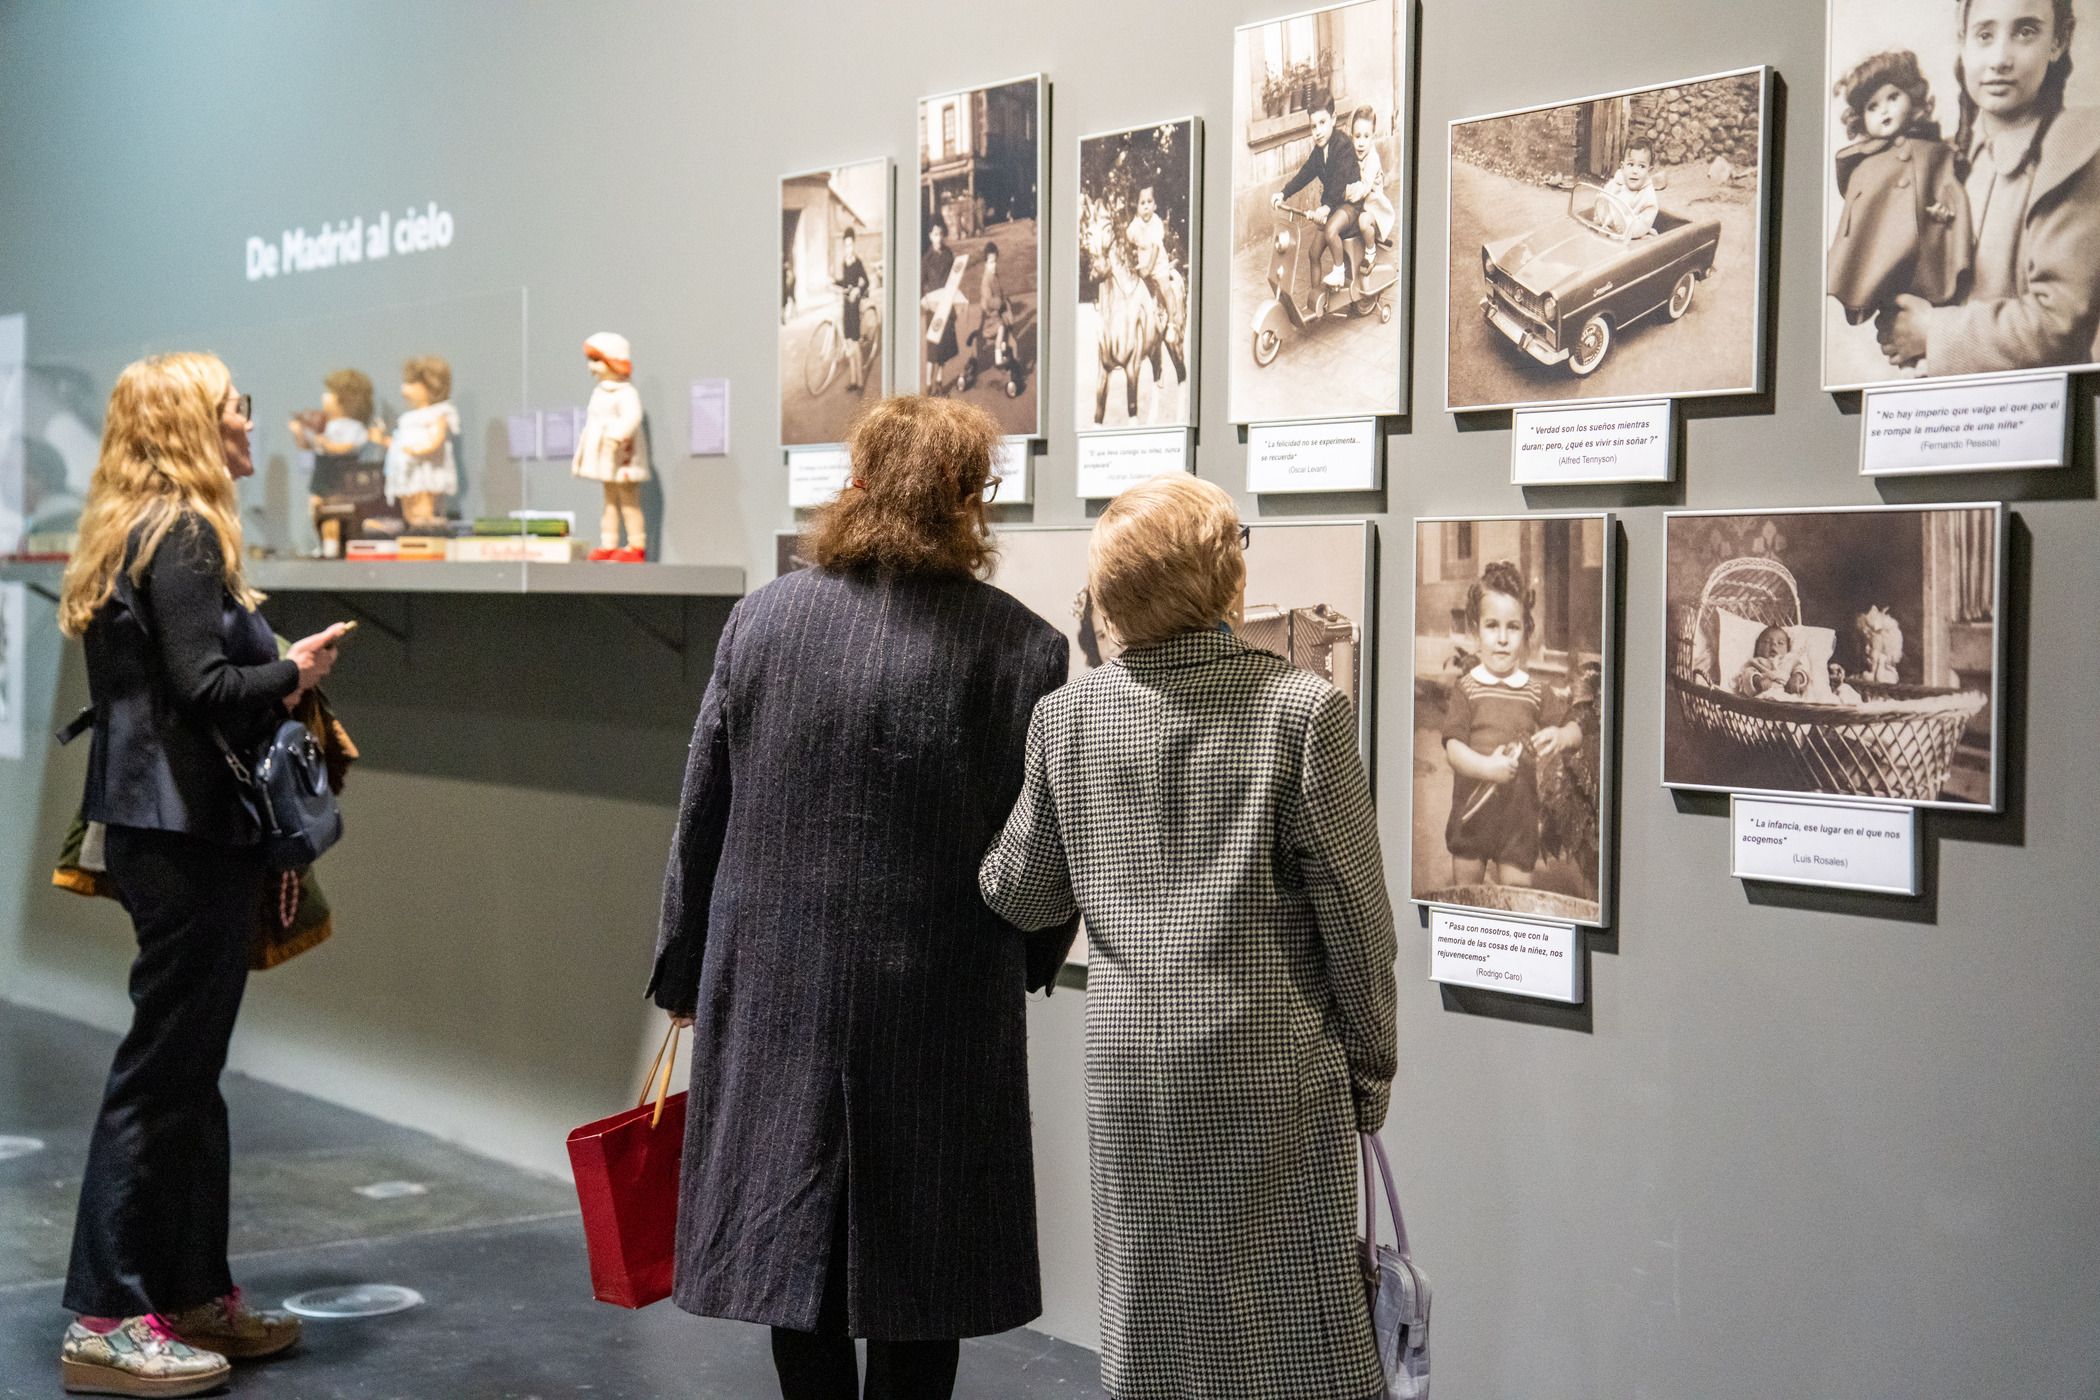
[1271, 94, 1363, 289]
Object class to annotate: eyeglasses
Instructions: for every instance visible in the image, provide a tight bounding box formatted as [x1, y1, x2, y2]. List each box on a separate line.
[232, 393, 253, 422]
[1238, 523, 1251, 549]
[982, 475, 1003, 504]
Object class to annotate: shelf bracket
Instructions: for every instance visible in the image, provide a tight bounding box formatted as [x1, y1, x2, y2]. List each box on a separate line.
[318, 592, 410, 644]
[593, 596, 689, 658]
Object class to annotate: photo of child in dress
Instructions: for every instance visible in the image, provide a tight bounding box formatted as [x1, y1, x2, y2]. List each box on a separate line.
[780, 157, 889, 448]
[918, 76, 1043, 436]
[1664, 506, 2003, 809]
[1412, 516, 1612, 927]
[1824, 0, 2100, 386]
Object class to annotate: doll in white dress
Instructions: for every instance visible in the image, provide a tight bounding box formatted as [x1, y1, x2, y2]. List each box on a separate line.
[380, 355, 459, 528]
[572, 332, 647, 561]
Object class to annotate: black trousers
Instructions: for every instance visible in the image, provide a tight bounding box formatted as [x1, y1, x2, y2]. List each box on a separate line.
[770, 1194, 960, 1400]
[63, 826, 263, 1317]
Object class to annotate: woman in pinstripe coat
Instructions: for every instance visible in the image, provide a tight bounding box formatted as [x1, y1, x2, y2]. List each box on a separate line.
[981, 474, 1399, 1400]
[650, 397, 1070, 1400]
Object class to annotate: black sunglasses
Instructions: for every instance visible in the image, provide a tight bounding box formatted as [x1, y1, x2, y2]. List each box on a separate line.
[233, 393, 253, 422]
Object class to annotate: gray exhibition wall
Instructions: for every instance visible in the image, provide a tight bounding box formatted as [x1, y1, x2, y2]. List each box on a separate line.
[2, 2, 2096, 1394]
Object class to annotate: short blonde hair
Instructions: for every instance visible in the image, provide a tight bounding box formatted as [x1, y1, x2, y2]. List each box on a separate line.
[1087, 474, 1243, 649]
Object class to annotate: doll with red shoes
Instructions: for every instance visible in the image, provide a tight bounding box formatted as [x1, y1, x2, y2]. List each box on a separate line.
[572, 332, 648, 561]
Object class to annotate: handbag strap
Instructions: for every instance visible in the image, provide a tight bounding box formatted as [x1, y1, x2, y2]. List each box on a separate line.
[1360, 1133, 1413, 1270]
[638, 1023, 680, 1128]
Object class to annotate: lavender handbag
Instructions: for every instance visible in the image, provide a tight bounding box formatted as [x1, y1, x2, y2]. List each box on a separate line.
[1362, 1134, 1431, 1399]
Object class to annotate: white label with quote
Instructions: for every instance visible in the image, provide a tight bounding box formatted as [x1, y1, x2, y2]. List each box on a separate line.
[1427, 906, 1583, 1004]
[992, 438, 1033, 505]
[1510, 399, 1674, 485]
[1076, 429, 1192, 499]
[786, 447, 850, 509]
[1730, 794, 1919, 896]
[1859, 372, 2069, 475]
[1246, 418, 1381, 493]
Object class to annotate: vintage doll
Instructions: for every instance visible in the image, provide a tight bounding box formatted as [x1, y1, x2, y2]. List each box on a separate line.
[1603, 140, 1662, 239]
[1826, 50, 1970, 327]
[1828, 662, 1865, 705]
[572, 332, 647, 561]
[1440, 561, 1582, 889]
[1344, 106, 1397, 274]
[380, 355, 458, 528]
[1880, 0, 2100, 374]
[833, 228, 871, 394]
[1854, 604, 1904, 683]
[1734, 623, 1815, 699]
[291, 368, 375, 545]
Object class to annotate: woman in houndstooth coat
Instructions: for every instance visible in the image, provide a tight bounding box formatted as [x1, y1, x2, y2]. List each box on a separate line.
[981, 475, 1398, 1400]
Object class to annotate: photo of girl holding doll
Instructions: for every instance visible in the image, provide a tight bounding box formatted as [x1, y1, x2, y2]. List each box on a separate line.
[1412, 516, 1612, 926]
[1825, 0, 2100, 384]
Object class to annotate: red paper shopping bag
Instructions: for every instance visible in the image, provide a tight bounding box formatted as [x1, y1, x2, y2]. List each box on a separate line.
[567, 1025, 687, 1308]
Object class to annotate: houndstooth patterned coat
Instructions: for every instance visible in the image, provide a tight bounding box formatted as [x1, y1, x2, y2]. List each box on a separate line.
[980, 628, 1398, 1400]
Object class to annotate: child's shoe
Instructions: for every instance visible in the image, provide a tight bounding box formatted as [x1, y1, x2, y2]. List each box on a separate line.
[612, 547, 647, 563]
[1322, 264, 1348, 288]
[163, 1288, 301, 1361]
[60, 1315, 230, 1396]
[1361, 249, 1378, 276]
[588, 547, 619, 562]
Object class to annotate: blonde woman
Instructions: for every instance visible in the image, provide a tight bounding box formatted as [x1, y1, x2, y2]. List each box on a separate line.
[980, 474, 1398, 1400]
[55, 353, 347, 1396]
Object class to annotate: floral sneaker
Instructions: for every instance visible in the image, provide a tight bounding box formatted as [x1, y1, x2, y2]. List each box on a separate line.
[163, 1287, 302, 1360]
[60, 1314, 230, 1397]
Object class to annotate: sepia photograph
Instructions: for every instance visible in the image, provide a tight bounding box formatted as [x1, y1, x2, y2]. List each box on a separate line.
[780, 158, 890, 448]
[1076, 119, 1201, 433]
[1411, 515, 1614, 928]
[1663, 504, 2005, 810]
[918, 75, 1046, 437]
[1824, 0, 2100, 389]
[0, 581, 23, 761]
[1229, 0, 1410, 425]
[990, 520, 1376, 760]
[1448, 68, 1772, 413]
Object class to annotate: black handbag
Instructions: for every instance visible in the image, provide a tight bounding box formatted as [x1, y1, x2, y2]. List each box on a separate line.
[215, 718, 343, 871]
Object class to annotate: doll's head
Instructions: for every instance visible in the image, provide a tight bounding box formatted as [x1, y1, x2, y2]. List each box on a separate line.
[1617, 141, 1655, 191]
[1753, 624, 1791, 661]
[322, 368, 373, 425]
[1465, 560, 1534, 677]
[1837, 50, 1941, 141]
[1352, 107, 1378, 163]
[1955, 0, 2075, 157]
[400, 355, 451, 408]
[583, 332, 633, 382]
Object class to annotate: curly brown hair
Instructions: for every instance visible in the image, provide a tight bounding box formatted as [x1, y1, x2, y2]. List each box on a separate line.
[323, 368, 374, 424]
[802, 396, 999, 577]
[401, 354, 452, 402]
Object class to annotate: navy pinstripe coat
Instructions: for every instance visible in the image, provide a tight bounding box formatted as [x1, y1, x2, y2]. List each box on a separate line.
[649, 563, 1068, 1339]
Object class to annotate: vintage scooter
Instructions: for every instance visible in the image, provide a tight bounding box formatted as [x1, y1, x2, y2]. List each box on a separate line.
[1250, 202, 1396, 368]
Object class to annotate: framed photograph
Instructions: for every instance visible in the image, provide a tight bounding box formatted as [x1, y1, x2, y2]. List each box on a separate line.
[1228, 0, 1411, 425]
[1662, 504, 2006, 811]
[1410, 515, 1614, 928]
[917, 75, 1047, 438]
[0, 580, 24, 761]
[779, 158, 891, 449]
[990, 520, 1377, 764]
[1823, 0, 2100, 390]
[1076, 118, 1201, 433]
[1447, 67, 1773, 413]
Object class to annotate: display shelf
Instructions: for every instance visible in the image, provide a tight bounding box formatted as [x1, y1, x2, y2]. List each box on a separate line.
[3, 559, 745, 599]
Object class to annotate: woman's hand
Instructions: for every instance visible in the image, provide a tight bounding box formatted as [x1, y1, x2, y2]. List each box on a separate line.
[287, 624, 349, 695]
[1879, 295, 1931, 367]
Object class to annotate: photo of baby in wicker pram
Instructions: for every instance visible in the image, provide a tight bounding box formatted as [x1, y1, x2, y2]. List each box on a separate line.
[1664, 505, 2004, 810]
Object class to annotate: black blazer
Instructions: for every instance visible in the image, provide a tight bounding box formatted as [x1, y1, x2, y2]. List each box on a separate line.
[649, 564, 1068, 1339]
[80, 515, 299, 843]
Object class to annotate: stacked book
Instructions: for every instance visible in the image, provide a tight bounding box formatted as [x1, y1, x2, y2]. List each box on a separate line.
[447, 513, 585, 563]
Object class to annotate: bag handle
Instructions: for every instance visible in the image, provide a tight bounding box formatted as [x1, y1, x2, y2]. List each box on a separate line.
[638, 1023, 681, 1128]
[1360, 1132, 1412, 1271]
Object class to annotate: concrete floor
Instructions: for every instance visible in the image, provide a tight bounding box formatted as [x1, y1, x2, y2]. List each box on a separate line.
[0, 1001, 1104, 1399]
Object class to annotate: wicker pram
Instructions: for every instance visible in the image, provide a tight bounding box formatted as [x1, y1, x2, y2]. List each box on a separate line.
[1668, 556, 1987, 802]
